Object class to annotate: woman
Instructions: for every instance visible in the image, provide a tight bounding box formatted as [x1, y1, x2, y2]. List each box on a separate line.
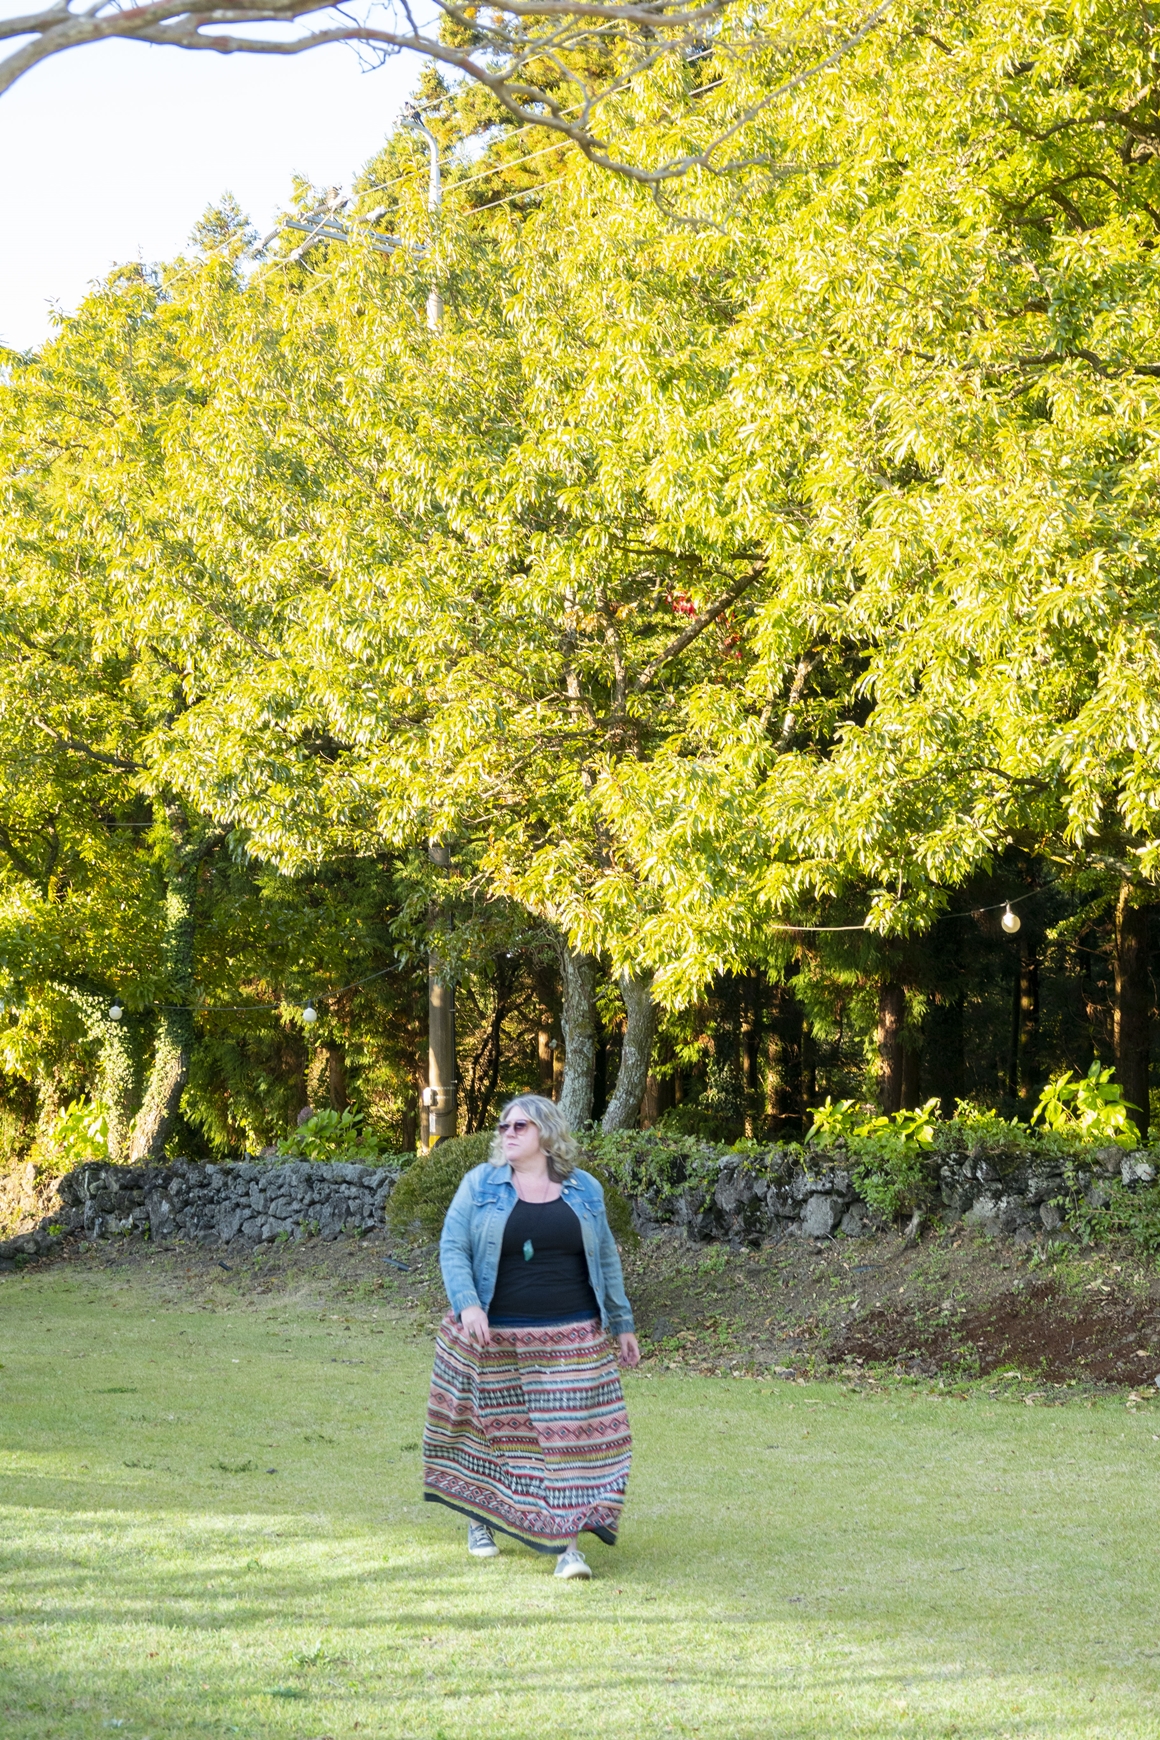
[422, 1094, 639, 1580]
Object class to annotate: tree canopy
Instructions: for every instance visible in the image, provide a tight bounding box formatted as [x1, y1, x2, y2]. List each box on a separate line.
[3, 0, 1160, 1159]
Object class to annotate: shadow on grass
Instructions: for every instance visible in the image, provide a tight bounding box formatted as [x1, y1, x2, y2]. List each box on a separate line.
[0, 1501, 1148, 1740]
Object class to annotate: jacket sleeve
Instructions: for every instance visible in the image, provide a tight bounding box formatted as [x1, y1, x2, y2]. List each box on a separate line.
[595, 1188, 635, 1336]
[439, 1169, 482, 1317]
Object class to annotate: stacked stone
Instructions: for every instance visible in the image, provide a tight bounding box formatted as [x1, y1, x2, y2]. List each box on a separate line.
[629, 1145, 1157, 1247]
[940, 1146, 1155, 1240]
[4, 1139, 1158, 1264]
[631, 1150, 868, 1245]
[18, 1158, 399, 1252]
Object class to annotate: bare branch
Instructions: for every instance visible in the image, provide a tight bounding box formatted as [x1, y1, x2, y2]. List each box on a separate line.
[634, 562, 764, 690]
[775, 651, 816, 749]
[33, 718, 141, 772]
[0, 0, 894, 187]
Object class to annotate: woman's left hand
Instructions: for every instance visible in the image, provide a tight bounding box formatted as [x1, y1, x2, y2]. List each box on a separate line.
[617, 1333, 641, 1368]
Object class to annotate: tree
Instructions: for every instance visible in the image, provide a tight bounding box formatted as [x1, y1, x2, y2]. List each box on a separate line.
[11, 0, 1160, 1139]
[0, 0, 890, 186]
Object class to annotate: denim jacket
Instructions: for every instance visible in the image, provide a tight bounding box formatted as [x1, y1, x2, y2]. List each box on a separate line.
[439, 1162, 635, 1337]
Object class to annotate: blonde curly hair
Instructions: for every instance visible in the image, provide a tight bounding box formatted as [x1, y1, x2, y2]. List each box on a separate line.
[488, 1094, 580, 1181]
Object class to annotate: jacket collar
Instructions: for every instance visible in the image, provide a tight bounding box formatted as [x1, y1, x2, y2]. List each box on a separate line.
[484, 1160, 580, 1194]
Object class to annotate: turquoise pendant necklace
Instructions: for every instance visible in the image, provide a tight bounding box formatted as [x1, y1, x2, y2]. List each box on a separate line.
[523, 1239, 534, 1262]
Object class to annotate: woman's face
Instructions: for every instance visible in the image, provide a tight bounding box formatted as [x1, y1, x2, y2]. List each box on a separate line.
[498, 1107, 545, 1168]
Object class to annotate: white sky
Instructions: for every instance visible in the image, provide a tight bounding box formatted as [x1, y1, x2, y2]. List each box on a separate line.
[0, 31, 421, 351]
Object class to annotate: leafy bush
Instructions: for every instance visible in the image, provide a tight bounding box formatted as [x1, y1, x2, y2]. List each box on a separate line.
[806, 1097, 939, 1150]
[845, 1139, 936, 1220]
[386, 1132, 493, 1238]
[806, 1092, 946, 1218]
[579, 1159, 638, 1247]
[584, 1127, 713, 1200]
[1031, 1062, 1140, 1149]
[805, 1097, 941, 1219]
[1065, 1178, 1160, 1257]
[276, 1108, 396, 1164]
[386, 1130, 637, 1247]
[31, 1100, 109, 1172]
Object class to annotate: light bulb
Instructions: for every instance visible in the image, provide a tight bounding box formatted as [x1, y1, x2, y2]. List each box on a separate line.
[109, 1002, 124, 1021]
[1000, 905, 1021, 935]
[302, 1002, 318, 1025]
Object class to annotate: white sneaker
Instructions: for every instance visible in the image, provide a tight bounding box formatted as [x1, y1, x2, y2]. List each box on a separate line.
[554, 1545, 592, 1580]
[467, 1522, 499, 1559]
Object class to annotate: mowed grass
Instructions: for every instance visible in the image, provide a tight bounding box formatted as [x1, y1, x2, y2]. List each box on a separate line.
[1, 1262, 1158, 1739]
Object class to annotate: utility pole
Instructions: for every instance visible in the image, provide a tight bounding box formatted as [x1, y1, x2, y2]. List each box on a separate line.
[421, 843, 457, 1149]
[403, 101, 450, 1150]
[402, 103, 443, 330]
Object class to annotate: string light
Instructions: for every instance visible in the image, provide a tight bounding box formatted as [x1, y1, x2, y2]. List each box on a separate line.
[301, 1003, 318, 1026]
[108, 1002, 123, 1022]
[767, 888, 1044, 936]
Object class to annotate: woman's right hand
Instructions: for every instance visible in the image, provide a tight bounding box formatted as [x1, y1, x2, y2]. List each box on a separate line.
[460, 1305, 492, 1347]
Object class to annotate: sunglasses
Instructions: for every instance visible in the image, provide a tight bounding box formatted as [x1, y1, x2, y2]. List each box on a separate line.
[497, 1119, 531, 1135]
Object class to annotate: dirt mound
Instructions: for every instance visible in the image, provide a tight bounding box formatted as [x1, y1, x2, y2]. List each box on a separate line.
[836, 1279, 1160, 1384]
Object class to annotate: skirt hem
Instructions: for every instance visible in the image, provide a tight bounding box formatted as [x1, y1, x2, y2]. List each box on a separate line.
[423, 1490, 618, 1552]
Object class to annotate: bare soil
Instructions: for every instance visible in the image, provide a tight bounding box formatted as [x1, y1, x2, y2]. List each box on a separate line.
[11, 1220, 1160, 1397]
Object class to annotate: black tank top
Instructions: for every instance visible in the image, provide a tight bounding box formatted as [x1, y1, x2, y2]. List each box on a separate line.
[488, 1196, 600, 1325]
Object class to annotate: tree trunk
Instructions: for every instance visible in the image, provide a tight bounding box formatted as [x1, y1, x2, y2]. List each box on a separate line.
[594, 1027, 609, 1122]
[1115, 885, 1152, 1142]
[129, 804, 198, 1163]
[601, 971, 657, 1132]
[557, 944, 598, 1130]
[742, 970, 762, 1135]
[802, 1021, 817, 1108]
[425, 844, 457, 1150]
[533, 959, 561, 1098]
[1018, 939, 1040, 1111]
[877, 981, 905, 1115]
[325, 1043, 348, 1112]
[538, 1028, 555, 1094]
[924, 994, 964, 1120]
[1005, 939, 1040, 1109]
[767, 975, 804, 1136]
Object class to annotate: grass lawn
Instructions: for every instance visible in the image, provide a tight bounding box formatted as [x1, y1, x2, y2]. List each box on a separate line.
[1, 1254, 1157, 1739]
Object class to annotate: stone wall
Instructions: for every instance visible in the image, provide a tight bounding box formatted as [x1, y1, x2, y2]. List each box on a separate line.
[0, 1158, 398, 1263]
[1, 1138, 1157, 1265]
[631, 1143, 1157, 1247]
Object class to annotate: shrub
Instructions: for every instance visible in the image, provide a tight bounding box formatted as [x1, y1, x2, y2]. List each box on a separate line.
[806, 1096, 939, 1150]
[804, 1097, 941, 1219]
[386, 1132, 493, 1238]
[1065, 1178, 1160, 1257]
[579, 1159, 638, 1247]
[584, 1126, 721, 1200]
[386, 1130, 637, 1247]
[845, 1138, 936, 1220]
[27, 1100, 109, 1176]
[1031, 1061, 1141, 1149]
[276, 1108, 397, 1164]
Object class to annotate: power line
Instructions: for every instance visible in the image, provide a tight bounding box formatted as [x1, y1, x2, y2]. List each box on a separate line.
[465, 171, 575, 214]
[135, 964, 402, 1017]
[442, 137, 576, 199]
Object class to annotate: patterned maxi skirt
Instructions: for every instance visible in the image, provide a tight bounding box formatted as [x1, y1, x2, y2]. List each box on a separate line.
[422, 1312, 632, 1552]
